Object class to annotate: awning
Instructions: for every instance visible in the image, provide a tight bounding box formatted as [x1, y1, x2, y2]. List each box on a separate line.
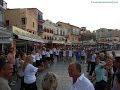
[12, 26, 44, 43]
[18, 35, 44, 43]
[52, 41, 65, 44]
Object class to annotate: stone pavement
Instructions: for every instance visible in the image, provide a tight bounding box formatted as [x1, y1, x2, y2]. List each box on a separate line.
[11, 60, 88, 90]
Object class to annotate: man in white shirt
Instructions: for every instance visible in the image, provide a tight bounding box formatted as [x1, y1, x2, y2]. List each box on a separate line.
[68, 62, 95, 90]
[49, 49, 54, 62]
[81, 49, 86, 63]
[31, 51, 36, 66]
[89, 52, 96, 76]
[55, 49, 59, 61]
[35, 50, 41, 67]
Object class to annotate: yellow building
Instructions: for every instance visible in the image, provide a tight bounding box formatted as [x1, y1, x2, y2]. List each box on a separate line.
[56, 22, 72, 45]
[56, 22, 81, 46]
[4, 8, 43, 35]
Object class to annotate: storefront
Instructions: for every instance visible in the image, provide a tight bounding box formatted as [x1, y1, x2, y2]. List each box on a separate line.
[12, 26, 44, 53]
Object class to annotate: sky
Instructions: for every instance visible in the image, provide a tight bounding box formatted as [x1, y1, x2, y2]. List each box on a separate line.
[5, 0, 120, 31]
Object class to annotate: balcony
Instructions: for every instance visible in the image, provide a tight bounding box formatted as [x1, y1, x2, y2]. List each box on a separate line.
[0, 0, 7, 10]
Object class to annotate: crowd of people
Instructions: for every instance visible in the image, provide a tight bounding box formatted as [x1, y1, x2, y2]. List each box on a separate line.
[0, 46, 120, 90]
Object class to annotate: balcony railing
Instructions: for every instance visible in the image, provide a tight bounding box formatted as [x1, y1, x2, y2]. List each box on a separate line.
[0, 0, 7, 10]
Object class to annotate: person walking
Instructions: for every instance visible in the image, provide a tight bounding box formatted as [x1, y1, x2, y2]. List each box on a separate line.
[89, 51, 97, 76]
[81, 49, 86, 64]
[75, 49, 81, 63]
[68, 48, 73, 62]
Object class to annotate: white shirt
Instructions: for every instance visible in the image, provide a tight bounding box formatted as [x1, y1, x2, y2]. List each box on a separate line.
[53, 48, 56, 52]
[69, 50, 73, 57]
[91, 54, 96, 62]
[42, 50, 46, 55]
[49, 50, 53, 54]
[31, 54, 36, 62]
[71, 74, 95, 90]
[63, 50, 66, 56]
[35, 53, 40, 60]
[39, 54, 42, 59]
[45, 52, 50, 57]
[56, 50, 59, 55]
[81, 50, 86, 56]
[24, 64, 38, 84]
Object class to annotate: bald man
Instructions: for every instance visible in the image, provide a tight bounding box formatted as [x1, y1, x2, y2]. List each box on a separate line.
[68, 62, 94, 90]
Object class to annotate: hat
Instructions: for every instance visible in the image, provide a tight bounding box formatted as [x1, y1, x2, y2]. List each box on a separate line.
[115, 56, 120, 63]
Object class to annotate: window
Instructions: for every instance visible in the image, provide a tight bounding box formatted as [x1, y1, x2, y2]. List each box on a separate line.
[6, 20, 9, 26]
[38, 25, 43, 31]
[55, 37, 57, 40]
[50, 29, 52, 33]
[52, 30, 53, 34]
[38, 14, 43, 20]
[44, 36, 46, 39]
[47, 36, 49, 40]
[44, 28, 46, 32]
[56, 31, 58, 35]
[33, 22, 34, 27]
[60, 30, 62, 35]
[47, 29, 49, 32]
[21, 17, 26, 25]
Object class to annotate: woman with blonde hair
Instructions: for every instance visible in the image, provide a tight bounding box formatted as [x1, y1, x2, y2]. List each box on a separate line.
[41, 72, 58, 90]
[23, 55, 44, 90]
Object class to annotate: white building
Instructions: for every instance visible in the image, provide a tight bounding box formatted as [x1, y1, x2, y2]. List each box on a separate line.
[95, 28, 120, 44]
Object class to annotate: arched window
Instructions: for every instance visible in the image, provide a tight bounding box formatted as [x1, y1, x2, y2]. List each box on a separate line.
[44, 27, 46, 32]
[44, 36, 46, 39]
[47, 36, 49, 40]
